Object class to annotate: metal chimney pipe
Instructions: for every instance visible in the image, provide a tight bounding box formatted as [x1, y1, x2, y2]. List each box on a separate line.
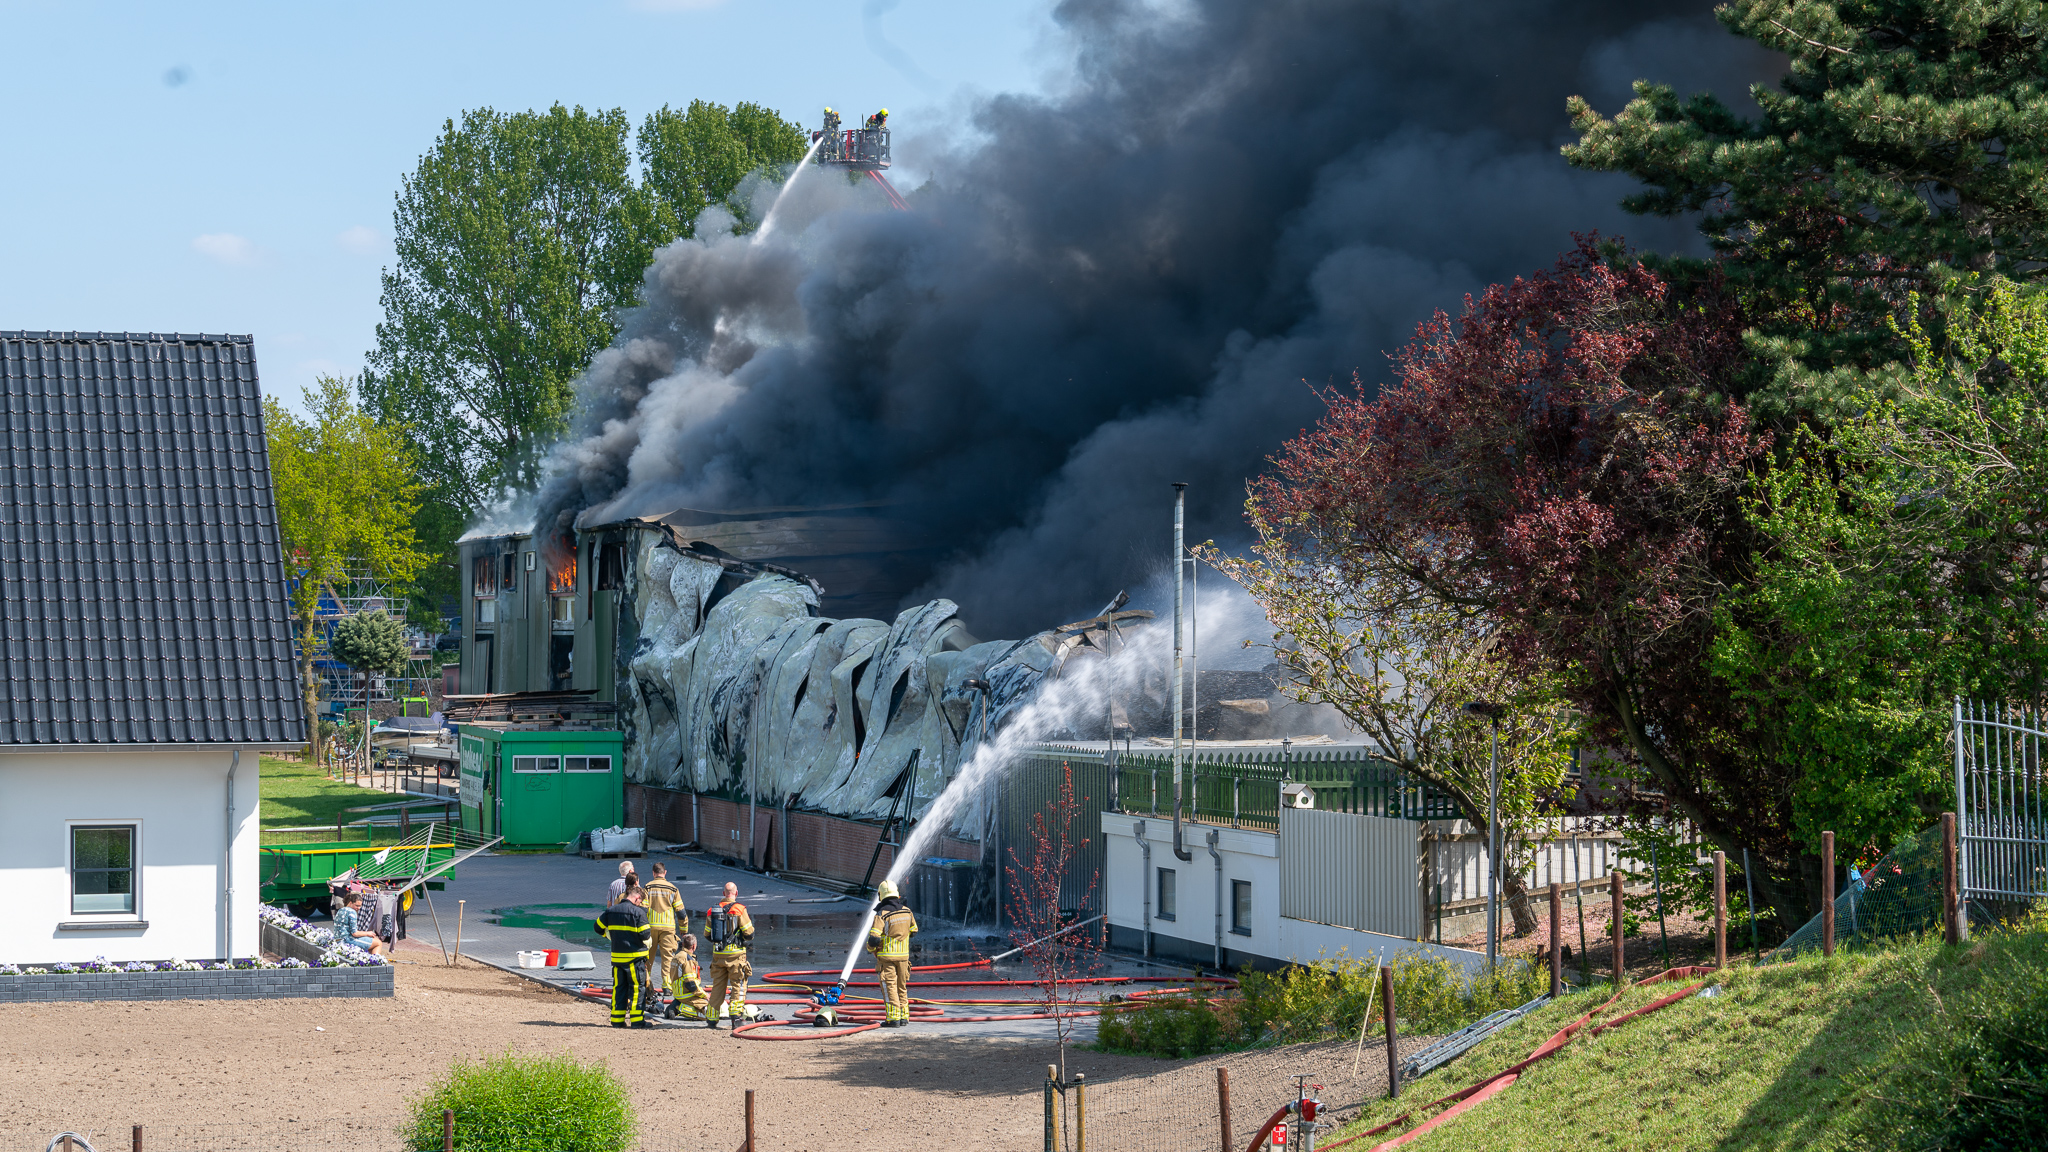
[1171, 483, 1193, 863]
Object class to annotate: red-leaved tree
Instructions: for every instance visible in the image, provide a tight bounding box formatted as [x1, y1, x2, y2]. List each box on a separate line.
[1246, 239, 1816, 923]
[1005, 761, 1102, 1086]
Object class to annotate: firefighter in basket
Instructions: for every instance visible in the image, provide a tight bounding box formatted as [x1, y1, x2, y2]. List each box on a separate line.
[867, 879, 919, 1027]
[701, 882, 757, 1029]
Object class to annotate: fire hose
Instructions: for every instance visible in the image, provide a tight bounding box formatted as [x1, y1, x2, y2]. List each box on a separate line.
[1302, 966, 1719, 1152]
[569, 957, 1237, 1039]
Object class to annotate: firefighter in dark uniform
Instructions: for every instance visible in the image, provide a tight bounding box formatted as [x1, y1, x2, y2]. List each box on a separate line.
[594, 882, 655, 1027]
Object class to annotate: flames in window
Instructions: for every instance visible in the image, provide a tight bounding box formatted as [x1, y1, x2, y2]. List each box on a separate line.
[548, 554, 577, 596]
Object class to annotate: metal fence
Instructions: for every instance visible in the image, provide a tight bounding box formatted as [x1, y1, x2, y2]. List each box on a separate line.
[1095, 745, 1457, 830]
[1955, 698, 2048, 907]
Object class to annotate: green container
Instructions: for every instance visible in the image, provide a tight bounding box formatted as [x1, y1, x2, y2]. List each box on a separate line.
[457, 724, 625, 849]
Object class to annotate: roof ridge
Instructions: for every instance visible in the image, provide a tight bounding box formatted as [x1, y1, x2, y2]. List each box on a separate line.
[0, 331, 255, 344]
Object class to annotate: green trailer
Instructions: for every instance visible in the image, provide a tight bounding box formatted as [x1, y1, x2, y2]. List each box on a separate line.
[457, 723, 624, 848]
[258, 840, 457, 916]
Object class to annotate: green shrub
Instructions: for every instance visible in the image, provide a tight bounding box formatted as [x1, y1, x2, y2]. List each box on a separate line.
[1099, 953, 1552, 1059]
[405, 1051, 634, 1152]
[1238, 953, 1549, 1044]
[1097, 991, 1230, 1058]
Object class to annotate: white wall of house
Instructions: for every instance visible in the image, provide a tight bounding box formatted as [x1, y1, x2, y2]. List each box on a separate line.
[1101, 813, 1482, 974]
[0, 747, 263, 965]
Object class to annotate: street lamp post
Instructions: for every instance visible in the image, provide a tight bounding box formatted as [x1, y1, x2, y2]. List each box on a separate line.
[1463, 701, 1504, 969]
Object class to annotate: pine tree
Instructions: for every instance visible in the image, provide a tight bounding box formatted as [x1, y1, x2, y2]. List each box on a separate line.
[1565, 0, 2048, 391]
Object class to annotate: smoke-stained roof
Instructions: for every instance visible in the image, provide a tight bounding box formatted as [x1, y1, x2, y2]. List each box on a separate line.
[0, 331, 305, 746]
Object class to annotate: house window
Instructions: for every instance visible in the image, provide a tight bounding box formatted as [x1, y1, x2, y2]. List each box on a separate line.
[512, 756, 560, 773]
[478, 598, 496, 624]
[71, 825, 136, 914]
[500, 554, 517, 592]
[550, 596, 575, 624]
[1232, 879, 1253, 936]
[565, 755, 612, 773]
[471, 556, 497, 597]
[1156, 867, 1177, 921]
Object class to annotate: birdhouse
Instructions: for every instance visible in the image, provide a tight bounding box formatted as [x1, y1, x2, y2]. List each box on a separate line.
[1281, 782, 1317, 809]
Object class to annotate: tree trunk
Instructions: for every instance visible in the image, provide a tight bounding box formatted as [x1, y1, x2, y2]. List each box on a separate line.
[299, 605, 323, 768]
[1503, 871, 1539, 936]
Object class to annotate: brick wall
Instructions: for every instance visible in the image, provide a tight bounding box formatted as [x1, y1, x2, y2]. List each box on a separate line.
[625, 784, 980, 887]
[0, 964, 393, 1003]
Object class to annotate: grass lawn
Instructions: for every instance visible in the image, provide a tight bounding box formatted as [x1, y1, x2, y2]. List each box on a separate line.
[1328, 919, 2048, 1151]
[259, 755, 376, 829]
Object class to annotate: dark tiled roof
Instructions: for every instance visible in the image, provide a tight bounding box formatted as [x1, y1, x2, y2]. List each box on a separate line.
[0, 331, 306, 745]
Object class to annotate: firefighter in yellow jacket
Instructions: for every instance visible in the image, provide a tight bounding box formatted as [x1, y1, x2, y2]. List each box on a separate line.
[643, 862, 684, 992]
[593, 883, 654, 1027]
[701, 881, 755, 1029]
[867, 879, 918, 1027]
[667, 932, 710, 1020]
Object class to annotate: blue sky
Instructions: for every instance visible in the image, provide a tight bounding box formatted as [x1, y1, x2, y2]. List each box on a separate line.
[0, 0, 1054, 410]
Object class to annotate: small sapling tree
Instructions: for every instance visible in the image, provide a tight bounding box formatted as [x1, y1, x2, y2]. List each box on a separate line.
[1005, 760, 1102, 1088]
[330, 609, 410, 768]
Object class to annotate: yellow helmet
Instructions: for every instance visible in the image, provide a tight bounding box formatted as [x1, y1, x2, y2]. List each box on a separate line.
[879, 108, 889, 117]
[876, 880, 899, 900]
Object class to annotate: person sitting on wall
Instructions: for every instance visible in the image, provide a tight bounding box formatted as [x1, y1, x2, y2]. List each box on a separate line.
[333, 891, 387, 957]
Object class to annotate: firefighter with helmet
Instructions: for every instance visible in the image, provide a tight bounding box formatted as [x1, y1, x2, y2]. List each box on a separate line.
[593, 882, 654, 1027]
[865, 108, 888, 129]
[867, 879, 919, 1027]
[701, 881, 756, 1028]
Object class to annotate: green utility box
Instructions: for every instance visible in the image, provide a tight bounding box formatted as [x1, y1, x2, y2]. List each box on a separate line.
[458, 723, 625, 848]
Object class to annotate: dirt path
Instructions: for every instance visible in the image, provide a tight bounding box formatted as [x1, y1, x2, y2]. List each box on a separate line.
[0, 957, 1416, 1152]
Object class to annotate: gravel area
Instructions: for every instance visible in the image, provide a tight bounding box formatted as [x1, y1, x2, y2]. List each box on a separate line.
[0, 954, 1420, 1152]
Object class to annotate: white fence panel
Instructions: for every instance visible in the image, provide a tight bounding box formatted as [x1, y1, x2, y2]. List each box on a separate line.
[1280, 808, 1420, 938]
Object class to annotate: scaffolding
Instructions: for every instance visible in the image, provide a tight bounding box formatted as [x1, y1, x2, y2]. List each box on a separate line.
[289, 563, 437, 729]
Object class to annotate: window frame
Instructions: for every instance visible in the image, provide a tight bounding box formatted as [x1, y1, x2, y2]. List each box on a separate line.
[511, 756, 560, 774]
[564, 755, 612, 774]
[68, 821, 140, 917]
[1156, 866, 1177, 922]
[1231, 879, 1253, 936]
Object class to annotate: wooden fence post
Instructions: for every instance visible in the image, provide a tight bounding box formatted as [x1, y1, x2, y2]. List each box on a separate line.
[1074, 1073, 1087, 1152]
[1381, 964, 1400, 1099]
[132, 1127, 142, 1152]
[1548, 882, 1562, 996]
[744, 1088, 755, 1152]
[442, 1109, 453, 1152]
[1712, 851, 1727, 968]
[1942, 812, 1960, 945]
[1821, 831, 1835, 958]
[1217, 1068, 1233, 1152]
[1610, 872, 1625, 985]
[1046, 1065, 1061, 1152]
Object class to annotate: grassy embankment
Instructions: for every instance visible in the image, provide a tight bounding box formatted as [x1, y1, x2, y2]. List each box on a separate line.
[1328, 916, 2048, 1151]
[259, 756, 450, 845]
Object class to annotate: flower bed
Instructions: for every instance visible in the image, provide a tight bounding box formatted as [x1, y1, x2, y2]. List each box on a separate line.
[257, 904, 389, 968]
[0, 905, 392, 1001]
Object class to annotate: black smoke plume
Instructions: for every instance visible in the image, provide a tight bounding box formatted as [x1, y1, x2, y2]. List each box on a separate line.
[533, 0, 1779, 637]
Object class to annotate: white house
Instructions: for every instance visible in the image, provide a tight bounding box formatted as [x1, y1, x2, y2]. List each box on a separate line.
[0, 331, 305, 965]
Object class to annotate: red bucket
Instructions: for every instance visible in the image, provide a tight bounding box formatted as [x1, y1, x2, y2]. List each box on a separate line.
[544, 949, 560, 967]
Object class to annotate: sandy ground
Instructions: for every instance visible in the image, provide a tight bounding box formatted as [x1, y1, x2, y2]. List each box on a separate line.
[0, 954, 1422, 1152]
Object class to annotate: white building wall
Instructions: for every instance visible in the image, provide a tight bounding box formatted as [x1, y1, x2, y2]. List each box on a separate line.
[1101, 813, 1482, 973]
[0, 748, 262, 965]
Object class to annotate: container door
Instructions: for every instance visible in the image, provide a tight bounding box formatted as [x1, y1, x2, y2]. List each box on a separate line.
[559, 750, 620, 844]
[504, 753, 561, 845]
